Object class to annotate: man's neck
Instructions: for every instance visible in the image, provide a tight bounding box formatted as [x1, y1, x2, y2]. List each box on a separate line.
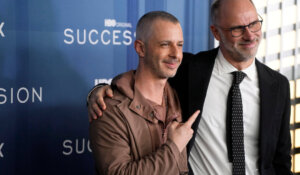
[134, 70, 167, 105]
[225, 57, 254, 71]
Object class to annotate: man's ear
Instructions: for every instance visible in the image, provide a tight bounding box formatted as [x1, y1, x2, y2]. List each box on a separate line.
[210, 25, 221, 41]
[134, 40, 145, 57]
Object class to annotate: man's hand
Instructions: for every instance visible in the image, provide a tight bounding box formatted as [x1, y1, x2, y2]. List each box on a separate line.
[87, 85, 113, 122]
[168, 110, 200, 152]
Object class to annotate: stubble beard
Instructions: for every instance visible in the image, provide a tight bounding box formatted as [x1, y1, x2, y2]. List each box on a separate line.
[155, 64, 178, 79]
[156, 59, 181, 79]
[221, 34, 261, 63]
[143, 57, 178, 79]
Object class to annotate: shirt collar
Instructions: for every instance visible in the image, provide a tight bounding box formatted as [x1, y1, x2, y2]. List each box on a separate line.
[215, 49, 257, 81]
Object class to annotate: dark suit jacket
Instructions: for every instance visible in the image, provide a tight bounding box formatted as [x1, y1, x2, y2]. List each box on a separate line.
[169, 48, 292, 175]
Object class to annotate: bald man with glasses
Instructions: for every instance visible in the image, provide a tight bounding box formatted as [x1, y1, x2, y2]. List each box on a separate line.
[88, 0, 292, 174]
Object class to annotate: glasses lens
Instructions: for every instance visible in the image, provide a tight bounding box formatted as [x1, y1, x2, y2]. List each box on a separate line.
[231, 21, 262, 37]
[231, 28, 244, 37]
[249, 21, 262, 32]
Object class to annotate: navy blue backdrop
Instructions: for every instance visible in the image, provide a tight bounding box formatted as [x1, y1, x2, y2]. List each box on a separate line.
[0, 0, 212, 174]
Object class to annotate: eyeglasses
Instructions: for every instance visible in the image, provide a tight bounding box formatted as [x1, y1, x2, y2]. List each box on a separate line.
[216, 16, 263, 37]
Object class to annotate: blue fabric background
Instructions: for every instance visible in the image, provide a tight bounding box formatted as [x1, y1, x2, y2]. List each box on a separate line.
[0, 0, 212, 174]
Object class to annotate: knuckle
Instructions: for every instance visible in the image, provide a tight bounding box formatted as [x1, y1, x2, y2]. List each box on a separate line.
[96, 98, 102, 104]
[92, 103, 97, 109]
[171, 123, 177, 128]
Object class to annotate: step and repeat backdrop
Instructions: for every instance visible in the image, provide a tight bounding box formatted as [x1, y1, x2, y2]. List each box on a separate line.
[0, 0, 211, 174]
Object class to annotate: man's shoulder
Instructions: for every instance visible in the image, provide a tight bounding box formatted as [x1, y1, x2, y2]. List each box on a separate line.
[105, 89, 129, 109]
[193, 47, 219, 58]
[183, 47, 218, 57]
[182, 48, 218, 63]
[255, 59, 289, 83]
[90, 91, 130, 129]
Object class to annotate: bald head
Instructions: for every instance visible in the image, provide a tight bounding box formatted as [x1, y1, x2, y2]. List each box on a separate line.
[211, 0, 257, 25]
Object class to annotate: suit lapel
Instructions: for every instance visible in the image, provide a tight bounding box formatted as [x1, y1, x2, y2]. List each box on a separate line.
[256, 60, 279, 163]
[187, 48, 218, 153]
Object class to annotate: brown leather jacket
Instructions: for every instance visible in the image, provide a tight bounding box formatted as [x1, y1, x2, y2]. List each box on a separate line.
[90, 70, 188, 175]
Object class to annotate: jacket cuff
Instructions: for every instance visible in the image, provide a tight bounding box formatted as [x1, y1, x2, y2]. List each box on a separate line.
[166, 139, 189, 173]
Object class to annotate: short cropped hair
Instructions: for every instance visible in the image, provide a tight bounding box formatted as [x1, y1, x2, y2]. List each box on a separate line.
[136, 11, 179, 41]
[210, 0, 256, 24]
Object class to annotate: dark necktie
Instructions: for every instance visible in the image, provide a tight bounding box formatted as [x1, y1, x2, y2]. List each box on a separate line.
[226, 71, 246, 175]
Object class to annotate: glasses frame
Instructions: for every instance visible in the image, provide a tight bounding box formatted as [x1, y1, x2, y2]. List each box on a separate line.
[216, 14, 263, 37]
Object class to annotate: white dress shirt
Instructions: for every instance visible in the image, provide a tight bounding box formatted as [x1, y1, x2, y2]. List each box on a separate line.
[189, 50, 260, 175]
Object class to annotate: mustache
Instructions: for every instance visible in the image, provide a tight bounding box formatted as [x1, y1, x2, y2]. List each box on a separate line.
[239, 38, 259, 45]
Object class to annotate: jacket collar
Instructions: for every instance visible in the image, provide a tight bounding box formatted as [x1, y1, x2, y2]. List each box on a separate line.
[113, 70, 182, 123]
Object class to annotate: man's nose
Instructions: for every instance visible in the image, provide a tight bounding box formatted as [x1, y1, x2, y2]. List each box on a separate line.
[169, 44, 181, 59]
[242, 27, 256, 40]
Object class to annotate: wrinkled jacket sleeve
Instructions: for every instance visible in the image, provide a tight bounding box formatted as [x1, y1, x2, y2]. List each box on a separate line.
[89, 100, 188, 175]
